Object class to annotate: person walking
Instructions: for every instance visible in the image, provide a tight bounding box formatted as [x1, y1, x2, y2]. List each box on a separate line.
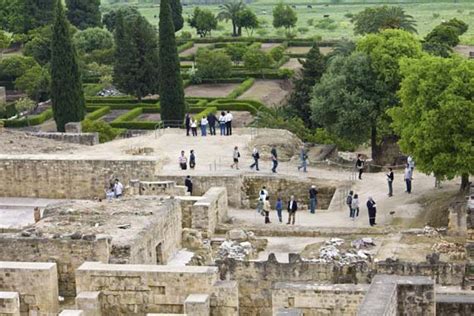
[287, 195, 298, 225]
[114, 179, 123, 198]
[297, 146, 307, 172]
[184, 175, 193, 195]
[259, 186, 269, 201]
[351, 194, 360, 220]
[179, 151, 188, 170]
[207, 112, 217, 135]
[189, 150, 196, 169]
[256, 197, 264, 216]
[407, 155, 415, 172]
[387, 167, 394, 197]
[309, 185, 318, 214]
[200, 117, 208, 136]
[263, 196, 271, 224]
[219, 111, 226, 136]
[346, 190, 353, 218]
[367, 197, 377, 226]
[355, 154, 364, 180]
[250, 147, 260, 171]
[225, 110, 233, 135]
[404, 164, 413, 193]
[185, 113, 191, 136]
[275, 196, 283, 223]
[271, 145, 278, 173]
[191, 118, 198, 136]
[231, 146, 240, 169]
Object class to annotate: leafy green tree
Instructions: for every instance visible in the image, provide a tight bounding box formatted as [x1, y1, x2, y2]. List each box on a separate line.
[15, 97, 36, 119]
[326, 39, 356, 62]
[73, 27, 113, 54]
[7, 0, 55, 34]
[237, 8, 259, 37]
[0, 55, 38, 80]
[66, 0, 101, 30]
[187, 7, 218, 38]
[0, 31, 11, 59]
[287, 43, 326, 125]
[50, 0, 85, 132]
[225, 43, 247, 65]
[113, 11, 160, 101]
[389, 56, 473, 191]
[170, 0, 184, 32]
[272, 2, 297, 33]
[15, 65, 50, 102]
[243, 48, 273, 77]
[352, 6, 417, 35]
[423, 19, 469, 57]
[23, 26, 52, 65]
[102, 6, 139, 32]
[217, 1, 245, 37]
[159, 0, 185, 122]
[196, 49, 232, 79]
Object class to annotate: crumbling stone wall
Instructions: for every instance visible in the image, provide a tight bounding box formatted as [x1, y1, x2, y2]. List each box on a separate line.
[436, 294, 474, 316]
[0, 156, 161, 199]
[191, 187, 228, 237]
[29, 132, 99, 146]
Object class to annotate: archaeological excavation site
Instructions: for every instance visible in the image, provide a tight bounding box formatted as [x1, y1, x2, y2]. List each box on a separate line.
[0, 127, 473, 316]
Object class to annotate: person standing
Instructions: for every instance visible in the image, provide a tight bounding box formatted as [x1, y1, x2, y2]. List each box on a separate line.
[189, 150, 196, 169]
[287, 195, 298, 225]
[309, 185, 318, 214]
[191, 118, 198, 136]
[250, 147, 260, 171]
[297, 146, 307, 172]
[179, 151, 188, 170]
[231, 146, 240, 169]
[256, 197, 264, 216]
[207, 112, 217, 135]
[263, 196, 271, 224]
[367, 197, 377, 226]
[259, 186, 268, 201]
[185, 113, 191, 136]
[184, 175, 193, 195]
[114, 178, 123, 198]
[225, 110, 233, 135]
[275, 196, 283, 223]
[407, 155, 415, 172]
[200, 117, 208, 136]
[404, 164, 413, 193]
[271, 145, 278, 173]
[351, 194, 360, 220]
[346, 190, 353, 218]
[219, 111, 226, 136]
[387, 167, 394, 197]
[355, 154, 364, 180]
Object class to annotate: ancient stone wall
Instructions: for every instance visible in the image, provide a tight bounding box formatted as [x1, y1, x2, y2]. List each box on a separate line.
[0, 261, 59, 315]
[191, 187, 228, 237]
[0, 156, 161, 199]
[177, 196, 201, 229]
[272, 282, 368, 315]
[29, 132, 99, 146]
[0, 291, 20, 316]
[0, 237, 110, 298]
[75, 262, 238, 316]
[436, 294, 474, 316]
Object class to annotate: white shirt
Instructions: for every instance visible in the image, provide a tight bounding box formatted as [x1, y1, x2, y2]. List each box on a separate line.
[219, 115, 226, 123]
[225, 113, 233, 122]
[351, 198, 359, 209]
[407, 156, 415, 169]
[179, 155, 187, 164]
[114, 182, 123, 195]
[259, 189, 268, 201]
[201, 118, 208, 126]
[191, 120, 197, 128]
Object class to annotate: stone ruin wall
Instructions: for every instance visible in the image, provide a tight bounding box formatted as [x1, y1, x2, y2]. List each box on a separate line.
[29, 132, 99, 146]
[191, 187, 228, 238]
[0, 156, 161, 199]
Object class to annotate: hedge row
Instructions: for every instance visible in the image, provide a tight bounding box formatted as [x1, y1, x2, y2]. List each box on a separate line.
[85, 106, 110, 121]
[229, 69, 294, 79]
[3, 108, 53, 127]
[192, 37, 338, 46]
[112, 108, 143, 123]
[274, 55, 290, 69]
[227, 78, 255, 99]
[194, 106, 217, 121]
[285, 53, 308, 58]
[177, 41, 194, 53]
[86, 103, 155, 110]
[200, 78, 245, 84]
[86, 97, 158, 104]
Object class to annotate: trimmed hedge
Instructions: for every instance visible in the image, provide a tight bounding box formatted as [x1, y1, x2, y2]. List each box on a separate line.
[193, 37, 338, 46]
[3, 108, 53, 127]
[85, 106, 111, 121]
[200, 78, 245, 84]
[194, 106, 217, 121]
[285, 53, 308, 58]
[86, 97, 158, 104]
[227, 78, 255, 99]
[142, 106, 161, 113]
[177, 41, 194, 53]
[274, 55, 290, 69]
[112, 108, 143, 123]
[85, 103, 157, 110]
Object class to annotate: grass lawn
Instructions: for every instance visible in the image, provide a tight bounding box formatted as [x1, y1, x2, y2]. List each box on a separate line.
[115, 1, 474, 44]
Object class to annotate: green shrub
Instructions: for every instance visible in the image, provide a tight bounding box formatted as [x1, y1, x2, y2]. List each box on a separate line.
[3, 108, 53, 127]
[82, 119, 123, 143]
[274, 55, 290, 68]
[112, 108, 143, 123]
[314, 19, 337, 31]
[180, 31, 192, 40]
[85, 106, 110, 120]
[227, 78, 255, 99]
[177, 41, 194, 53]
[86, 97, 158, 104]
[269, 45, 285, 62]
[83, 83, 105, 97]
[193, 106, 217, 121]
[142, 106, 161, 113]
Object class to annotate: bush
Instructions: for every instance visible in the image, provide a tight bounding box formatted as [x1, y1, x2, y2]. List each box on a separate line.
[86, 97, 158, 104]
[180, 31, 192, 40]
[195, 48, 232, 79]
[227, 78, 255, 99]
[3, 108, 53, 127]
[112, 108, 143, 122]
[314, 18, 337, 30]
[274, 55, 290, 68]
[82, 119, 123, 143]
[83, 83, 105, 97]
[177, 41, 194, 53]
[269, 45, 285, 62]
[193, 106, 217, 121]
[85, 106, 110, 120]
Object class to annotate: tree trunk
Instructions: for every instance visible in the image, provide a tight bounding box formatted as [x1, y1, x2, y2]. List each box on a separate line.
[232, 21, 237, 37]
[370, 125, 378, 160]
[460, 173, 470, 192]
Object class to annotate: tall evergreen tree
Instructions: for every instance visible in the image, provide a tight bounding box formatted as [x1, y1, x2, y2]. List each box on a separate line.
[159, 0, 185, 122]
[66, 0, 102, 30]
[8, 0, 55, 34]
[113, 12, 160, 101]
[50, 0, 85, 132]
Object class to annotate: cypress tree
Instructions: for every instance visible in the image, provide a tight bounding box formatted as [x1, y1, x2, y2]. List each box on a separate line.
[66, 0, 102, 30]
[159, 0, 185, 123]
[50, 0, 85, 132]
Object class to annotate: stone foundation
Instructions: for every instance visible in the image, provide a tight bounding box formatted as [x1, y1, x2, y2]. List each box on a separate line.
[191, 187, 228, 237]
[29, 132, 99, 146]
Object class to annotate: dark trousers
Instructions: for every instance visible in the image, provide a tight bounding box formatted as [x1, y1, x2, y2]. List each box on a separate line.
[277, 209, 282, 222]
[287, 211, 296, 224]
[368, 209, 376, 226]
[388, 181, 393, 196]
[272, 160, 278, 172]
[186, 125, 190, 136]
[264, 211, 270, 224]
[226, 121, 232, 135]
[405, 179, 412, 193]
[348, 205, 352, 217]
[191, 127, 197, 136]
[358, 168, 363, 179]
[250, 158, 259, 170]
[209, 124, 216, 135]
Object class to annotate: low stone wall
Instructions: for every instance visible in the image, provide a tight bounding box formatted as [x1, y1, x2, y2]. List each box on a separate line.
[0, 292, 20, 316]
[0, 155, 161, 199]
[129, 180, 187, 196]
[272, 283, 368, 315]
[0, 261, 59, 315]
[76, 262, 238, 316]
[29, 132, 99, 146]
[436, 293, 474, 315]
[191, 187, 228, 237]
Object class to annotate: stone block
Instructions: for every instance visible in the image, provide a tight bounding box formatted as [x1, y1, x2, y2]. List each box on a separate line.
[29, 132, 99, 146]
[276, 308, 303, 316]
[184, 294, 210, 316]
[65, 122, 82, 133]
[0, 87, 6, 105]
[0, 291, 20, 316]
[76, 291, 101, 316]
[59, 310, 84, 316]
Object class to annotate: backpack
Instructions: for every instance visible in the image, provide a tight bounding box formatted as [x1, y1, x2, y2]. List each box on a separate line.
[254, 152, 260, 159]
[346, 195, 352, 205]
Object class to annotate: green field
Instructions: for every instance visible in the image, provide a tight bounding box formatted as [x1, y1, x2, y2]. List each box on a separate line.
[102, 1, 474, 44]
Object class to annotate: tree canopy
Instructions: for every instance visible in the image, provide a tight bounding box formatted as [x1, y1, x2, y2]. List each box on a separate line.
[217, 1, 245, 37]
[195, 48, 232, 79]
[237, 8, 259, 37]
[66, 0, 101, 30]
[272, 2, 297, 32]
[73, 27, 114, 54]
[352, 6, 417, 35]
[188, 7, 218, 38]
[389, 56, 473, 190]
[423, 18, 469, 57]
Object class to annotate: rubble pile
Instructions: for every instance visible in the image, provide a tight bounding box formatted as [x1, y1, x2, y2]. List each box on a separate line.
[432, 241, 466, 260]
[217, 240, 253, 261]
[418, 226, 446, 236]
[304, 237, 376, 265]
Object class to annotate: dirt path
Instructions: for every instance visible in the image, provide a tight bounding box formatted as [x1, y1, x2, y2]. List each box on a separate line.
[179, 43, 211, 57]
[185, 83, 239, 98]
[238, 79, 292, 107]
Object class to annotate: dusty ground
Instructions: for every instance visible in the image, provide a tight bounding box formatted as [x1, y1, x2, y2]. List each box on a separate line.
[185, 83, 239, 98]
[238, 79, 292, 107]
[0, 130, 85, 154]
[138, 113, 161, 121]
[261, 43, 280, 52]
[453, 45, 474, 58]
[179, 43, 210, 57]
[284, 46, 333, 55]
[281, 58, 304, 70]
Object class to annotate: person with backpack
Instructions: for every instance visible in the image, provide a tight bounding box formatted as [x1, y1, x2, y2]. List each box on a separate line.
[231, 146, 240, 169]
[207, 112, 217, 135]
[250, 147, 260, 171]
[346, 190, 353, 218]
[367, 197, 377, 226]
